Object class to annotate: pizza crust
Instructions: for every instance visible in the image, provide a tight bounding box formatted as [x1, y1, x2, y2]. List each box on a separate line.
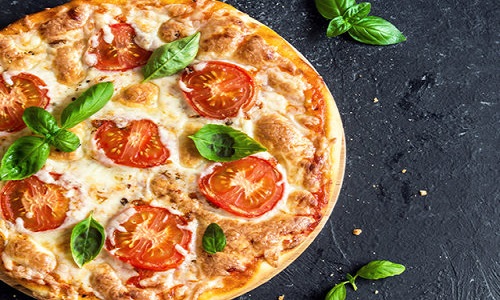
[0, 0, 345, 299]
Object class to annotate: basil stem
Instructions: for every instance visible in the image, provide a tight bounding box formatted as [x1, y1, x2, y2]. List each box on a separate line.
[189, 124, 266, 162]
[345, 273, 358, 291]
[142, 32, 200, 81]
[202, 223, 226, 255]
[61, 82, 114, 129]
[348, 16, 406, 46]
[0, 136, 50, 181]
[70, 213, 105, 268]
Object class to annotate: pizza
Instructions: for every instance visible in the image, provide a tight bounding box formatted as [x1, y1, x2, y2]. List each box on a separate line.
[0, 0, 345, 299]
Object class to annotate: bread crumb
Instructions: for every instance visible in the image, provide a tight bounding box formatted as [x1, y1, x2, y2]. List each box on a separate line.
[374, 290, 379, 294]
[352, 228, 362, 236]
[373, 97, 379, 103]
[278, 295, 285, 300]
[419, 190, 428, 196]
[401, 169, 407, 173]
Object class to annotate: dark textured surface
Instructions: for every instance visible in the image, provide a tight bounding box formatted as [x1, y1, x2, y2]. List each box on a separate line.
[0, 0, 498, 299]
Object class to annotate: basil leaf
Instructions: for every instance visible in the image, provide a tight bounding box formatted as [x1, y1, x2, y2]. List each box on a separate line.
[315, 0, 356, 19]
[61, 82, 114, 129]
[70, 214, 105, 268]
[0, 136, 49, 181]
[325, 282, 347, 300]
[51, 129, 80, 152]
[356, 260, 406, 280]
[202, 223, 226, 255]
[22, 106, 60, 136]
[189, 124, 266, 162]
[348, 16, 406, 45]
[327, 16, 352, 38]
[344, 2, 371, 24]
[143, 32, 200, 81]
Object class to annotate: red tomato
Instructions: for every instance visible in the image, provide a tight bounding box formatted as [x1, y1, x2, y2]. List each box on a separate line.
[199, 156, 285, 218]
[180, 61, 255, 119]
[107, 205, 192, 271]
[90, 23, 152, 71]
[0, 73, 49, 132]
[0, 176, 70, 232]
[94, 119, 169, 168]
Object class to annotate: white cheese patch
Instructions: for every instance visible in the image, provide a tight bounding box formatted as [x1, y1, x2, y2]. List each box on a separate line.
[101, 25, 114, 44]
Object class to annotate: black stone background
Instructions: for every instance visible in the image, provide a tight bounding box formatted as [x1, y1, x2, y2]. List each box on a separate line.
[0, 0, 498, 299]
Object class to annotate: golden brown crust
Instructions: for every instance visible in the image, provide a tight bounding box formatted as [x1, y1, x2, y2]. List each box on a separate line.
[114, 82, 159, 107]
[0, 0, 345, 299]
[53, 41, 87, 85]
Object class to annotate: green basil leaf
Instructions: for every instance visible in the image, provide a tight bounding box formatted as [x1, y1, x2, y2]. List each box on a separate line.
[70, 214, 105, 268]
[51, 129, 81, 152]
[325, 282, 347, 300]
[348, 16, 406, 45]
[344, 2, 371, 24]
[22, 106, 60, 136]
[202, 223, 226, 255]
[0, 136, 49, 181]
[327, 16, 352, 38]
[61, 82, 114, 129]
[189, 124, 266, 162]
[143, 32, 200, 81]
[356, 260, 406, 280]
[315, 0, 356, 19]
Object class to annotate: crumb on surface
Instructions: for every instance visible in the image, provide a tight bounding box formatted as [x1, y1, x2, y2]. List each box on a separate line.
[278, 295, 285, 300]
[373, 97, 379, 103]
[352, 228, 362, 236]
[419, 190, 428, 196]
[374, 290, 379, 294]
[402, 168, 407, 173]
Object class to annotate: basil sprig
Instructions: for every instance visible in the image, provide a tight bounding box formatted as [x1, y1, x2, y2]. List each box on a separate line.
[143, 32, 200, 81]
[202, 223, 226, 255]
[189, 124, 266, 162]
[70, 213, 106, 268]
[316, 0, 406, 45]
[325, 260, 405, 300]
[0, 82, 114, 181]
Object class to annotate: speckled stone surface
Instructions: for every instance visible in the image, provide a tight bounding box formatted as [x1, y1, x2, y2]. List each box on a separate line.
[0, 0, 498, 299]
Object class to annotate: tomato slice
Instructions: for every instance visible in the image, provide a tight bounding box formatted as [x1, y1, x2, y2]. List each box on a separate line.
[89, 23, 152, 71]
[180, 61, 255, 119]
[107, 205, 192, 271]
[94, 119, 169, 168]
[0, 73, 49, 132]
[199, 156, 285, 218]
[0, 176, 70, 232]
